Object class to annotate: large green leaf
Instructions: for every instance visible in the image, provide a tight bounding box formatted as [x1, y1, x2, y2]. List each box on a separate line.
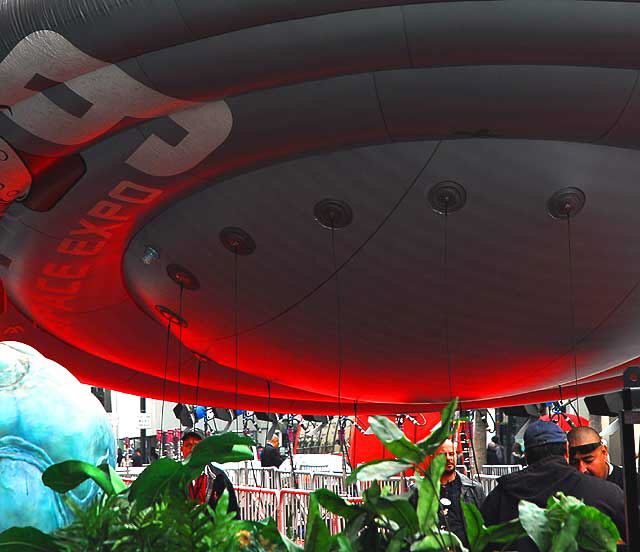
[368, 416, 425, 465]
[42, 460, 117, 496]
[519, 500, 552, 551]
[98, 463, 127, 495]
[0, 527, 61, 551]
[410, 530, 467, 551]
[374, 495, 419, 534]
[416, 399, 458, 455]
[462, 501, 488, 552]
[128, 457, 186, 508]
[342, 511, 368, 544]
[486, 518, 527, 544]
[574, 504, 620, 552]
[185, 434, 254, 472]
[364, 480, 381, 501]
[304, 492, 332, 552]
[386, 528, 410, 552]
[333, 533, 354, 552]
[416, 454, 445, 533]
[314, 489, 361, 520]
[281, 534, 305, 552]
[346, 459, 412, 485]
[550, 514, 579, 552]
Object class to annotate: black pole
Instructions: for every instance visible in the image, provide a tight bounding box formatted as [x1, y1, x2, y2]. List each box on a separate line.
[286, 418, 298, 489]
[620, 367, 640, 549]
[140, 397, 147, 464]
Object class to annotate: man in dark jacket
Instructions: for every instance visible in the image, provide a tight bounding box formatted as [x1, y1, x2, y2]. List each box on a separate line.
[481, 421, 625, 552]
[410, 439, 485, 548]
[436, 439, 485, 548]
[181, 429, 240, 518]
[261, 435, 285, 468]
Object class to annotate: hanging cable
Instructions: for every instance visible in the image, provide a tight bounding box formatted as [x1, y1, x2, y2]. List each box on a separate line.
[330, 221, 344, 419]
[442, 201, 454, 401]
[233, 244, 240, 434]
[265, 381, 271, 447]
[566, 213, 581, 423]
[176, 282, 185, 406]
[159, 320, 172, 456]
[195, 357, 202, 407]
[352, 400, 358, 475]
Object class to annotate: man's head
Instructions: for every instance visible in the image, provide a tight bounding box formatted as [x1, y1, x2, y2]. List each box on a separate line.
[436, 438, 457, 475]
[180, 428, 205, 459]
[134, 448, 141, 455]
[269, 436, 279, 448]
[524, 421, 568, 465]
[567, 426, 609, 479]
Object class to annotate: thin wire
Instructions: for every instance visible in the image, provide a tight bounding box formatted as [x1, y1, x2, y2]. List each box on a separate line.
[352, 401, 358, 474]
[234, 246, 240, 433]
[330, 223, 344, 419]
[195, 358, 202, 406]
[566, 214, 581, 423]
[159, 320, 172, 456]
[266, 381, 271, 447]
[443, 203, 453, 400]
[177, 282, 185, 405]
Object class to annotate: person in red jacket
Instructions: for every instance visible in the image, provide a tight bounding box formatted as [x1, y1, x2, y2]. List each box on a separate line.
[181, 429, 240, 518]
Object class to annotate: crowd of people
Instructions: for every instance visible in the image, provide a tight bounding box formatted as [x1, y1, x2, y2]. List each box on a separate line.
[119, 419, 631, 550]
[422, 421, 628, 551]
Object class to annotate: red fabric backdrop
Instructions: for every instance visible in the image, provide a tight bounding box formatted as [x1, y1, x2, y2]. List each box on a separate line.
[349, 413, 443, 467]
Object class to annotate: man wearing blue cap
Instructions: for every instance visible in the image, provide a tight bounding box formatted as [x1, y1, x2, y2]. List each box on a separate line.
[481, 420, 624, 551]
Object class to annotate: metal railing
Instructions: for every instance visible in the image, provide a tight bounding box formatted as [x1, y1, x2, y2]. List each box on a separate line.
[235, 486, 279, 522]
[478, 474, 501, 494]
[234, 486, 362, 539]
[481, 465, 523, 476]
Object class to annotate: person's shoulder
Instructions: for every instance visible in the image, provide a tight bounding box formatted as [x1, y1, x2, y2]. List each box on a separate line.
[458, 472, 481, 489]
[574, 471, 624, 500]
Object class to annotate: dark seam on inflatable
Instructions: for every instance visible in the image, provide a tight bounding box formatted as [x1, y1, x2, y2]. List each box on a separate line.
[399, 5, 414, 68]
[596, 69, 640, 143]
[4, 4, 640, 103]
[0, 0, 137, 53]
[171, 0, 195, 37]
[371, 73, 393, 141]
[211, 140, 443, 342]
[13, 219, 62, 241]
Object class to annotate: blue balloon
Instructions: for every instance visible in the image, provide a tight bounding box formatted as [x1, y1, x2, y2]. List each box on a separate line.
[194, 405, 206, 420]
[0, 342, 116, 532]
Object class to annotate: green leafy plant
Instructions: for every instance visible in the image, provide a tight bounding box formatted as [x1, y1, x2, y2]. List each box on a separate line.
[518, 493, 620, 552]
[0, 402, 622, 552]
[313, 399, 492, 552]
[0, 433, 299, 552]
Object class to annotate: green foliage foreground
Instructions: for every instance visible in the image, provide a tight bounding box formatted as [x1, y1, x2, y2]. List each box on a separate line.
[0, 400, 620, 552]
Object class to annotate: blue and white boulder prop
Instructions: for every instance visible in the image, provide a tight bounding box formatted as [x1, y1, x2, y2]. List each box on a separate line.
[0, 342, 116, 532]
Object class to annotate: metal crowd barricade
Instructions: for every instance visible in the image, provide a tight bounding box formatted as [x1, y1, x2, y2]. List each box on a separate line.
[281, 470, 315, 490]
[481, 465, 522, 476]
[235, 486, 280, 522]
[232, 467, 284, 488]
[312, 472, 357, 497]
[358, 475, 415, 496]
[278, 489, 309, 539]
[277, 489, 363, 538]
[478, 474, 501, 495]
